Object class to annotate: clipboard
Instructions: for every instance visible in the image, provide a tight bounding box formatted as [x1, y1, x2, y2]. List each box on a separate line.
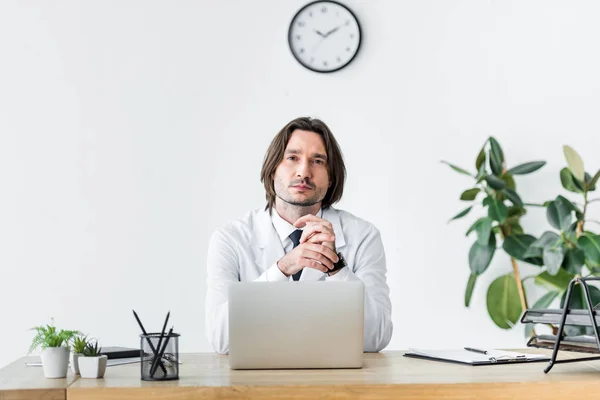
[404, 348, 550, 366]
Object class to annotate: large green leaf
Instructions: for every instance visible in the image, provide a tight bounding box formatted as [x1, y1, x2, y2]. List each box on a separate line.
[466, 217, 484, 236]
[563, 248, 585, 275]
[506, 207, 526, 235]
[531, 290, 560, 309]
[469, 234, 496, 275]
[501, 174, 516, 191]
[560, 167, 582, 193]
[507, 206, 526, 220]
[486, 274, 523, 329]
[475, 163, 486, 183]
[543, 243, 566, 275]
[563, 145, 585, 182]
[489, 152, 503, 176]
[502, 188, 523, 207]
[476, 218, 493, 246]
[589, 169, 600, 191]
[465, 217, 493, 246]
[524, 231, 559, 260]
[486, 197, 508, 223]
[503, 235, 537, 261]
[535, 269, 574, 292]
[584, 172, 594, 191]
[573, 175, 586, 192]
[578, 234, 600, 267]
[506, 161, 546, 175]
[449, 206, 473, 222]
[529, 231, 561, 250]
[485, 175, 505, 190]
[465, 273, 477, 307]
[441, 161, 472, 177]
[508, 221, 524, 235]
[557, 195, 580, 213]
[564, 225, 579, 245]
[460, 188, 480, 201]
[476, 145, 486, 170]
[523, 244, 543, 259]
[546, 197, 573, 231]
[489, 137, 504, 176]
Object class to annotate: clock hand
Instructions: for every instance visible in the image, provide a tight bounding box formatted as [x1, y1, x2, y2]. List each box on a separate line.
[314, 29, 326, 37]
[310, 37, 326, 55]
[324, 26, 341, 38]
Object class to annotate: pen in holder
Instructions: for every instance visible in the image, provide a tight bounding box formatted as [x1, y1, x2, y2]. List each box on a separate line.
[140, 331, 180, 381]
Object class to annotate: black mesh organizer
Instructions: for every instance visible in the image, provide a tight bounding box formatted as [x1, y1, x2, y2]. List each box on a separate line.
[140, 332, 180, 381]
[521, 276, 600, 373]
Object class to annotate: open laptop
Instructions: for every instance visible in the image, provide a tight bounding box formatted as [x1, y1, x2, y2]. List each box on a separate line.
[228, 281, 364, 370]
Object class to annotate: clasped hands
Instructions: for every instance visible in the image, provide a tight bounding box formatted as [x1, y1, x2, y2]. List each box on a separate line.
[277, 214, 340, 277]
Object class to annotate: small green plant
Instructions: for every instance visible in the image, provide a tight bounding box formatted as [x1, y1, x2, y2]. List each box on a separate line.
[28, 319, 79, 354]
[82, 340, 102, 357]
[72, 335, 89, 354]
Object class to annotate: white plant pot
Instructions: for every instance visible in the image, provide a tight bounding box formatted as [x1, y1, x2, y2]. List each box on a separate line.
[40, 347, 70, 378]
[78, 355, 107, 379]
[70, 352, 82, 374]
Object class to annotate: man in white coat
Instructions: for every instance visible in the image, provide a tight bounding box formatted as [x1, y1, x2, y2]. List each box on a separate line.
[206, 117, 393, 354]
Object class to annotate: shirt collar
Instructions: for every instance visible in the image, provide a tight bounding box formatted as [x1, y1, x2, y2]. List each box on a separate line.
[271, 208, 323, 243]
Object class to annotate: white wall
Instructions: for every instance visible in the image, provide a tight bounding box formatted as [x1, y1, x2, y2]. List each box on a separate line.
[2, 0, 600, 369]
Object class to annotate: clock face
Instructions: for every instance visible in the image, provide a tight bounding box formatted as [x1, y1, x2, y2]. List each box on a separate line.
[288, 1, 361, 73]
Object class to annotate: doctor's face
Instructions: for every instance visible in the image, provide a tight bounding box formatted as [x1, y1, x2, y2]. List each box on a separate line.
[273, 129, 330, 208]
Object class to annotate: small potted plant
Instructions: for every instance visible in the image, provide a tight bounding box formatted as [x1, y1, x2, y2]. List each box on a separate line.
[29, 320, 79, 378]
[70, 334, 89, 374]
[78, 340, 107, 379]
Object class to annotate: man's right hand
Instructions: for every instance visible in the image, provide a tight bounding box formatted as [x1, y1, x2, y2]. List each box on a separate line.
[277, 242, 339, 277]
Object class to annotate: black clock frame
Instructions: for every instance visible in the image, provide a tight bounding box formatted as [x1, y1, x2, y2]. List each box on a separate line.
[288, 0, 362, 73]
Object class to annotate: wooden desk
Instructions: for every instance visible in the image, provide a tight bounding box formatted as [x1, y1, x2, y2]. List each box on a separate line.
[66, 350, 600, 399]
[0, 356, 78, 400]
[3, 351, 600, 399]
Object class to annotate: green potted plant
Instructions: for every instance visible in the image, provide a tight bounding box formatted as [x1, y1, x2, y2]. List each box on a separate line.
[28, 320, 79, 378]
[70, 334, 89, 375]
[444, 138, 600, 335]
[78, 340, 107, 379]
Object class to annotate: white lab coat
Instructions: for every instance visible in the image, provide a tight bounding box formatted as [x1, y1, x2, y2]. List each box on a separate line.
[205, 206, 393, 354]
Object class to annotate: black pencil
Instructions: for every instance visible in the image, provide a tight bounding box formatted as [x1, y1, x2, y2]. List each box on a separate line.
[152, 311, 170, 376]
[132, 310, 166, 375]
[150, 326, 174, 378]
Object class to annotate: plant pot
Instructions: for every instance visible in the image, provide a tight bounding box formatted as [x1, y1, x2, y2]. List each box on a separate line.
[70, 352, 82, 374]
[78, 355, 107, 378]
[40, 347, 70, 378]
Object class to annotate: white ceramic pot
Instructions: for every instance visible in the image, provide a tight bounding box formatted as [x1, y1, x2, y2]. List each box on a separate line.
[40, 347, 70, 378]
[78, 355, 108, 378]
[70, 352, 82, 374]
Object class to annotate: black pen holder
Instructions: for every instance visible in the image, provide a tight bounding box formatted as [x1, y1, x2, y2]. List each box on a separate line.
[140, 332, 180, 381]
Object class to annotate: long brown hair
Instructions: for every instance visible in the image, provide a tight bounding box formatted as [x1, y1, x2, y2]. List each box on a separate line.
[260, 117, 346, 212]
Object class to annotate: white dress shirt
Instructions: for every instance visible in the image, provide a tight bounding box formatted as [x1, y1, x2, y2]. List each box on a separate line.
[205, 206, 393, 354]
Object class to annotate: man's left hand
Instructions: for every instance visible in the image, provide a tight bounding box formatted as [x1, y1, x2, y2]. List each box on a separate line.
[294, 214, 340, 276]
[294, 214, 335, 245]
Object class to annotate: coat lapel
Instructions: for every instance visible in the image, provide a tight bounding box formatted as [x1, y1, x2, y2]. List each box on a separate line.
[251, 208, 285, 273]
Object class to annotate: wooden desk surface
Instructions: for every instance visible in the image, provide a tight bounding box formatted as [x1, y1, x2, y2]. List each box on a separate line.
[3, 350, 600, 400]
[66, 350, 600, 400]
[0, 356, 78, 400]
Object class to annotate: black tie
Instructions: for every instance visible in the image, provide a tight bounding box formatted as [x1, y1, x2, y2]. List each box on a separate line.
[289, 229, 303, 281]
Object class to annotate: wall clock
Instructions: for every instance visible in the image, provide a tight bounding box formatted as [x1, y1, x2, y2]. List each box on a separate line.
[288, 1, 362, 73]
